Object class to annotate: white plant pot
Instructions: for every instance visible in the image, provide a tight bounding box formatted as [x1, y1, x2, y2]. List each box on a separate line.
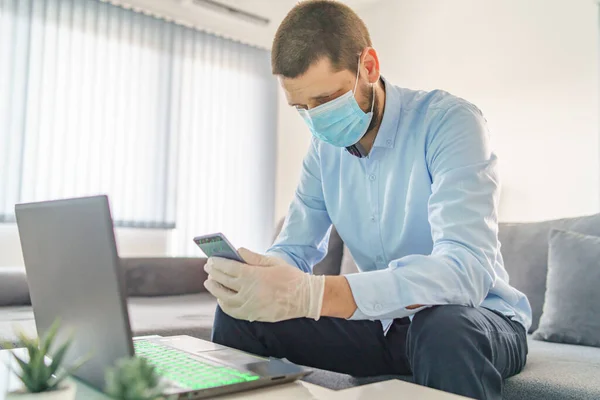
[6, 380, 77, 400]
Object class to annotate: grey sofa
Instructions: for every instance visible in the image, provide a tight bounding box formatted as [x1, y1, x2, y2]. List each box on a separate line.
[1, 214, 600, 399]
[0, 258, 217, 345]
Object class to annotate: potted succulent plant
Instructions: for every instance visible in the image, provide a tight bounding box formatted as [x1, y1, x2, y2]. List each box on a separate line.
[2, 320, 87, 400]
[104, 356, 174, 400]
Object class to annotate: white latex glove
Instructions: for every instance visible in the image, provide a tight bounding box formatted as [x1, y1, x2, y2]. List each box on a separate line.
[203, 248, 325, 322]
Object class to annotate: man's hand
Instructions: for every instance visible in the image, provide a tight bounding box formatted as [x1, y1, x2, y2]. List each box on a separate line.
[203, 248, 325, 322]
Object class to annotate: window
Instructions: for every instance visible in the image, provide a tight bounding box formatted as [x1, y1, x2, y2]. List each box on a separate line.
[0, 0, 277, 254]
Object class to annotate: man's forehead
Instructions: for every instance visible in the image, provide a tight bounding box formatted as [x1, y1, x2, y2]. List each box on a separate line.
[278, 59, 353, 103]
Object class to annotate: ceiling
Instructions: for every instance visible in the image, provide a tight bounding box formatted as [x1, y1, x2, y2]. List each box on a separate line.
[109, 0, 384, 49]
[216, 0, 384, 25]
[205, 0, 385, 47]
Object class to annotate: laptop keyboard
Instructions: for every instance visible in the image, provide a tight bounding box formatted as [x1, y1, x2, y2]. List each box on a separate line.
[134, 340, 260, 390]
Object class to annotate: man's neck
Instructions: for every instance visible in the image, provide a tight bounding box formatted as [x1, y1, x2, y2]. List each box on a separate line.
[358, 79, 386, 155]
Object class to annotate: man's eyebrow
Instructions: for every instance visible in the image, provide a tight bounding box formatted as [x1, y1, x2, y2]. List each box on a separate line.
[288, 89, 344, 106]
[310, 89, 341, 100]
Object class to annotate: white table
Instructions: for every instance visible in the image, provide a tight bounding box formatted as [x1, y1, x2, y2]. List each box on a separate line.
[0, 349, 469, 400]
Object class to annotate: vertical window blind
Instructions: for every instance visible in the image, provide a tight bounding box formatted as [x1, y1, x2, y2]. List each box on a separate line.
[0, 0, 277, 254]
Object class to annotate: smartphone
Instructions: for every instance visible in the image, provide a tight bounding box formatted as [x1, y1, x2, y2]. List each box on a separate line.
[193, 233, 245, 263]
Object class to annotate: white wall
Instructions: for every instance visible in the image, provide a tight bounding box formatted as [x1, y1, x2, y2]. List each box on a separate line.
[357, 0, 599, 221]
[274, 87, 312, 222]
[0, 225, 23, 267]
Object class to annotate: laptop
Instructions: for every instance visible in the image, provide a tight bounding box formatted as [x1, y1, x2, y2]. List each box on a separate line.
[14, 195, 310, 399]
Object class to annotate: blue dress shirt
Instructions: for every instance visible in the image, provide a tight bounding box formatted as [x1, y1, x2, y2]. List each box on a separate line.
[267, 79, 532, 331]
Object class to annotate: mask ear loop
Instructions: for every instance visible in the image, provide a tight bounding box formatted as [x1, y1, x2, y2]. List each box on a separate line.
[369, 82, 375, 113]
[352, 58, 361, 93]
[354, 56, 376, 114]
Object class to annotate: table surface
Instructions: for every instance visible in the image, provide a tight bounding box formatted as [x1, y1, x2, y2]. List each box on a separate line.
[0, 349, 469, 400]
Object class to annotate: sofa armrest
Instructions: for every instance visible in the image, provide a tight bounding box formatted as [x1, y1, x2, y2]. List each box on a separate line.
[0, 267, 31, 306]
[121, 257, 208, 297]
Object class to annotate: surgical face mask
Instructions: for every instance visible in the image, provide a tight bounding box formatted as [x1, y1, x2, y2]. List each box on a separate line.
[297, 60, 375, 148]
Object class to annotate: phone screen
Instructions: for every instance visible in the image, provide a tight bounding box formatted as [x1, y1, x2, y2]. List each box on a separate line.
[194, 234, 244, 263]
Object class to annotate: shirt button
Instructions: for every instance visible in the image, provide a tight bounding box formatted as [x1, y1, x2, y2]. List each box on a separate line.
[371, 216, 376, 222]
[386, 139, 392, 146]
[369, 174, 376, 181]
[376, 255, 383, 262]
[374, 303, 382, 312]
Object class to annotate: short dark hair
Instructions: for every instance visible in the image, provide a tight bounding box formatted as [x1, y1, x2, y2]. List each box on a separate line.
[271, 0, 372, 78]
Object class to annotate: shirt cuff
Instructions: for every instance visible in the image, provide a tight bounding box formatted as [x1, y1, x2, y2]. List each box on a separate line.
[264, 249, 300, 270]
[345, 269, 422, 320]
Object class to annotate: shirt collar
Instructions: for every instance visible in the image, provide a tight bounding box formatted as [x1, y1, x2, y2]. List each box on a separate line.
[372, 76, 402, 149]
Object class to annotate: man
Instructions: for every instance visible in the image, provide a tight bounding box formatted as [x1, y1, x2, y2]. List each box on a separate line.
[204, 1, 532, 399]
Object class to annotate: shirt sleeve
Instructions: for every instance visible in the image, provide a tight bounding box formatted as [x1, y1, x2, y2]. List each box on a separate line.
[265, 138, 333, 273]
[345, 103, 500, 320]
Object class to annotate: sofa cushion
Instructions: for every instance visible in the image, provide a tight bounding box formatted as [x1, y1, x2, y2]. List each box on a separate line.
[498, 213, 600, 332]
[122, 258, 208, 297]
[532, 230, 600, 347]
[127, 293, 216, 340]
[303, 337, 600, 400]
[0, 294, 217, 346]
[503, 337, 600, 400]
[273, 218, 344, 276]
[0, 258, 209, 304]
[0, 267, 31, 306]
[302, 369, 411, 390]
[0, 305, 36, 346]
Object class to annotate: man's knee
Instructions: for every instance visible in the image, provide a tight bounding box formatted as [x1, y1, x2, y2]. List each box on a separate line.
[212, 305, 258, 350]
[407, 306, 503, 399]
[407, 305, 486, 369]
[410, 305, 477, 337]
[212, 305, 234, 344]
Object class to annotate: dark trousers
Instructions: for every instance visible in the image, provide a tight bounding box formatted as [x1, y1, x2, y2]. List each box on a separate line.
[212, 305, 528, 400]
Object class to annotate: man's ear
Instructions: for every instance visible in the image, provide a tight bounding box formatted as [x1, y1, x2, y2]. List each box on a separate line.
[361, 47, 381, 84]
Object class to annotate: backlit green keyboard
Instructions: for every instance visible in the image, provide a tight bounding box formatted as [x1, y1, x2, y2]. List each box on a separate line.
[134, 340, 260, 390]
